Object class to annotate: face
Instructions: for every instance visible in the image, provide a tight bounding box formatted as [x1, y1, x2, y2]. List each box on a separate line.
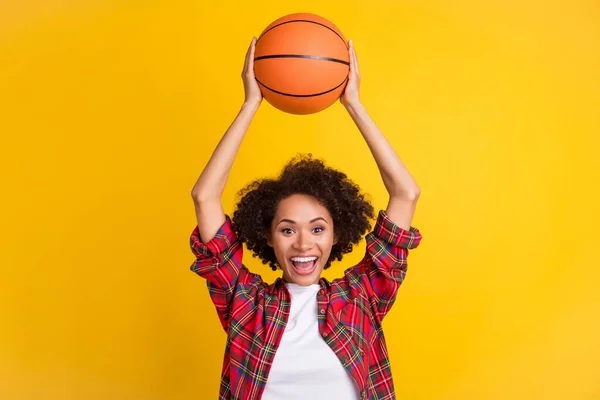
[268, 194, 337, 286]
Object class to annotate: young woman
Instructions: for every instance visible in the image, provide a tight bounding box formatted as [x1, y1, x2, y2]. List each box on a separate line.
[190, 37, 422, 400]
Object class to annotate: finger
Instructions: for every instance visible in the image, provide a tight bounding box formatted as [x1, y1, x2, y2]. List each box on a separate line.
[350, 40, 360, 76]
[243, 37, 254, 74]
[347, 40, 354, 75]
[248, 37, 257, 76]
[348, 40, 358, 77]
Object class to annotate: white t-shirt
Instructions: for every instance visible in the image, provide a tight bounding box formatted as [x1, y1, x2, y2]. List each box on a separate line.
[261, 283, 358, 400]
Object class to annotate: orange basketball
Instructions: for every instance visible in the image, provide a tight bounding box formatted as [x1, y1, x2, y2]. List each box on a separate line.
[254, 13, 350, 115]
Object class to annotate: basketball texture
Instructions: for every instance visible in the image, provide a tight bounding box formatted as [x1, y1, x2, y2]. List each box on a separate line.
[254, 13, 350, 115]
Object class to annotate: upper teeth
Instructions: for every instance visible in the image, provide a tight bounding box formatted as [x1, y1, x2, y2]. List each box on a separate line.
[291, 256, 317, 262]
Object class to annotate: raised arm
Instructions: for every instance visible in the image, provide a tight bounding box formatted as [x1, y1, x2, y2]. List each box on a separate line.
[341, 40, 420, 230]
[191, 37, 262, 243]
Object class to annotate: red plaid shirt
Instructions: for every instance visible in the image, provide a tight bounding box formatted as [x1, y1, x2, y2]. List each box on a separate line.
[190, 210, 422, 400]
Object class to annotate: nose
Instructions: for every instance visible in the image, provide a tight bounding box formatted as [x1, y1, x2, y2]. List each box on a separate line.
[292, 231, 313, 251]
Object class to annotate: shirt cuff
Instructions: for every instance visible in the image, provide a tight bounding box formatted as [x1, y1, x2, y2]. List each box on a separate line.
[372, 210, 422, 249]
[190, 215, 238, 257]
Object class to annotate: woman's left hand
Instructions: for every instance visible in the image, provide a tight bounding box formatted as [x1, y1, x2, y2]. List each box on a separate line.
[340, 40, 361, 108]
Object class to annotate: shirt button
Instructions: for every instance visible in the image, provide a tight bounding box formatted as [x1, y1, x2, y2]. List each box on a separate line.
[319, 309, 326, 315]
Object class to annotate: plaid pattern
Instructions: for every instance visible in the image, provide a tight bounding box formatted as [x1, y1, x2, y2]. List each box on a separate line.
[190, 210, 422, 400]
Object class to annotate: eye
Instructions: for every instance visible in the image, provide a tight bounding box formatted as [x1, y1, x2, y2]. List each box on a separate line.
[313, 226, 324, 233]
[281, 228, 294, 235]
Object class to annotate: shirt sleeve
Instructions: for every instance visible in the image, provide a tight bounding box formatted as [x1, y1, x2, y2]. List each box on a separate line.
[189, 215, 263, 332]
[344, 209, 422, 323]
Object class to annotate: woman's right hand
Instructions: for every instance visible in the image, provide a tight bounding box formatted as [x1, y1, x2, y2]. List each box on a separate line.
[242, 37, 262, 107]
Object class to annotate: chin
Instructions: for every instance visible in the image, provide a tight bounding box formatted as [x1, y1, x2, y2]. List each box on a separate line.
[292, 276, 320, 286]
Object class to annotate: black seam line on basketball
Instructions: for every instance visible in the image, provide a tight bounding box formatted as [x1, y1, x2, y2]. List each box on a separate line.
[256, 20, 346, 46]
[254, 54, 349, 66]
[255, 77, 348, 98]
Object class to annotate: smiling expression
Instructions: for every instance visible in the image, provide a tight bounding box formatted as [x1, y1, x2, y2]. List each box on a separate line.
[268, 194, 337, 286]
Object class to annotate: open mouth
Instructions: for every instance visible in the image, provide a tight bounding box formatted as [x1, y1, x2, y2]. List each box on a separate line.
[290, 256, 318, 275]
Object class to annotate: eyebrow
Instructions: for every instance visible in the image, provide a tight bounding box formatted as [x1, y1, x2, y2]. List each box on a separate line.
[276, 217, 329, 226]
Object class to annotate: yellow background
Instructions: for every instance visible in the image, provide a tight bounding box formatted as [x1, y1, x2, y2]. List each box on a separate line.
[1, 0, 599, 399]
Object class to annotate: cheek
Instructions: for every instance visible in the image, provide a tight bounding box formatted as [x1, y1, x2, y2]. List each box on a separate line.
[272, 238, 290, 255]
[318, 234, 336, 250]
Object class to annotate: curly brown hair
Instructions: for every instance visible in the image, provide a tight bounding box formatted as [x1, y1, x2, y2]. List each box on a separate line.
[232, 154, 375, 271]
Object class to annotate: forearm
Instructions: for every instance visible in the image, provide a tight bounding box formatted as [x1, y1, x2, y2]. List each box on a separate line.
[345, 102, 420, 199]
[191, 101, 260, 202]
[191, 101, 259, 243]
